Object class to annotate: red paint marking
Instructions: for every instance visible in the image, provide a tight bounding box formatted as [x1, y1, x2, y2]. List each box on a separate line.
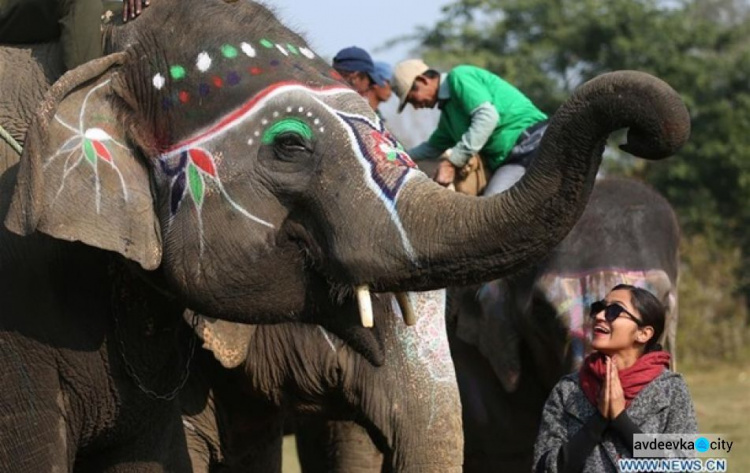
[179, 91, 190, 103]
[92, 140, 112, 162]
[164, 82, 348, 153]
[188, 148, 216, 177]
[249, 67, 262, 75]
[329, 69, 343, 80]
[212, 76, 224, 88]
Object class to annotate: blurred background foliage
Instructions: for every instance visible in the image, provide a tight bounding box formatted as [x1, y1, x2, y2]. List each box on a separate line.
[396, 0, 750, 365]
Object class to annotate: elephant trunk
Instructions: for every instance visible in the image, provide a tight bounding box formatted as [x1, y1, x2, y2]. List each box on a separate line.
[350, 291, 463, 473]
[372, 71, 689, 292]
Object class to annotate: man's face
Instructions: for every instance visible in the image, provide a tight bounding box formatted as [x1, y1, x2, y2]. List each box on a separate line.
[337, 69, 373, 96]
[406, 75, 438, 109]
[374, 81, 392, 103]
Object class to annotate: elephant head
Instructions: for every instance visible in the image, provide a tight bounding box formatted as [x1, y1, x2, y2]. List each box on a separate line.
[4, 0, 690, 335]
[183, 290, 462, 473]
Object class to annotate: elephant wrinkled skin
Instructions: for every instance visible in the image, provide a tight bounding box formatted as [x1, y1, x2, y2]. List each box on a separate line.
[1, 0, 688, 470]
[182, 290, 459, 473]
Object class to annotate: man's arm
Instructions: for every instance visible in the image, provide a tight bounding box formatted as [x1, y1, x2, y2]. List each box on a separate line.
[446, 102, 498, 167]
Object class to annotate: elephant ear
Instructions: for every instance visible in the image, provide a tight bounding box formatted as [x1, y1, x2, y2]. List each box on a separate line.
[4, 53, 162, 269]
[190, 311, 256, 369]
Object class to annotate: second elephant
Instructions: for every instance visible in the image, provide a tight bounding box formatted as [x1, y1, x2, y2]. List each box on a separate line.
[181, 291, 459, 473]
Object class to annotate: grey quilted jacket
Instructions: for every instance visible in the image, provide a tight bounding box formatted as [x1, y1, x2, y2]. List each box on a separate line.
[533, 370, 698, 472]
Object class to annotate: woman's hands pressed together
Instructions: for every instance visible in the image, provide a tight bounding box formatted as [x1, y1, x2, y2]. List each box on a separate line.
[598, 355, 626, 420]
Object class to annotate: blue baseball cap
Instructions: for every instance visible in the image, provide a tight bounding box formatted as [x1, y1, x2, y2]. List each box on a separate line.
[372, 61, 393, 86]
[332, 46, 386, 86]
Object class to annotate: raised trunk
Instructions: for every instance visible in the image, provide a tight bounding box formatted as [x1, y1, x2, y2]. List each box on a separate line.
[377, 71, 689, 291]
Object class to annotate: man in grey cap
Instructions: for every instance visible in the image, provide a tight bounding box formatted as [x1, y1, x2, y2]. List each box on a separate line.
[332, 46, 387, 100]
[391, 59, 548, 195]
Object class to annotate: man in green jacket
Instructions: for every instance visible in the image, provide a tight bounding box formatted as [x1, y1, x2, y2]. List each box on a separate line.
[392, 59, 548, 195]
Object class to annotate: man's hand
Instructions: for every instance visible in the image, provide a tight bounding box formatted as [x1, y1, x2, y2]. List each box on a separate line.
[123, 0, 150, 22]
[434, 159, 457, 187]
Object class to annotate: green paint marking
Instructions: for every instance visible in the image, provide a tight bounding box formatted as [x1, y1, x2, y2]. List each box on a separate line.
[170, 65, 186, 80]
[287, 43, 299, 55]
[83, 139, 96, 164]
[262, 118, 314, 145]
[188, 164, 204, 207]
[386, 151, 398, 161]
[260, 39, 274, 48]
[221, 44, 238, 59]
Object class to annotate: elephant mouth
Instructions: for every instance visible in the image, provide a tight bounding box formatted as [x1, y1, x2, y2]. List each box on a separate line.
[308, 279, 422, 367]
[314, 290, 406, 367]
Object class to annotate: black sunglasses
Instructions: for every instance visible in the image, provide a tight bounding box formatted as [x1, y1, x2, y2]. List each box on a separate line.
[589, 300, 644, 326]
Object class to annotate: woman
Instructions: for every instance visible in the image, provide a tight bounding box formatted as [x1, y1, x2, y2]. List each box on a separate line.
[533, 284, 697, 472]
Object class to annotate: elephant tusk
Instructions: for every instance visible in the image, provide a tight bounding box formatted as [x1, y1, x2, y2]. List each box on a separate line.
[355, 285, 374, 328]
[395, 292, 417, 326]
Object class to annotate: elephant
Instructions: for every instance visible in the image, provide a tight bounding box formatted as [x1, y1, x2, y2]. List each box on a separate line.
[449, 177, 681, 472]
[180, 290, 457, 473]
[0, 0, 689, 470]
[0, 42, 64, 170]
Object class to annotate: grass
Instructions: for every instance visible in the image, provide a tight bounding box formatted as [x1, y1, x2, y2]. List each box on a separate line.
[681, 362, 750, 472]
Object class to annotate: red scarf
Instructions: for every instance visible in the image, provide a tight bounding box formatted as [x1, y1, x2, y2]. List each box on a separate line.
[579, 351, 671, 408]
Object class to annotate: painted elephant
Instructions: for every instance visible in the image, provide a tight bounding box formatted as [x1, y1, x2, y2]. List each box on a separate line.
[181, 290, 457, 473]
[0, 0, 689, 470]
[450, 177, 681, 472]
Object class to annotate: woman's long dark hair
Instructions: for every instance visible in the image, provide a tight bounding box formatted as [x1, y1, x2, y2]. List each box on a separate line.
[611, 284, 666, 353]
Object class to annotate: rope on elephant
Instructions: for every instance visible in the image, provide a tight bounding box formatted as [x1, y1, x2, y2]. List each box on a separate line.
[0, 125, 23, 156]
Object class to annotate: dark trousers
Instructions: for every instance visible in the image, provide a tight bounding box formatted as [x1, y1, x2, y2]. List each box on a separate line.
[505, 120, 549, 168]
[0, 0, 102, 70]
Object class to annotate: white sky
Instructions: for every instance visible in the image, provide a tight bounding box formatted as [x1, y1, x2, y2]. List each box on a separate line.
[265, 0, 449, 65]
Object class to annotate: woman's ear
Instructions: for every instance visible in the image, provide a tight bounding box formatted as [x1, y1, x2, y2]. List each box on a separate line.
[637, 325, 655, 345]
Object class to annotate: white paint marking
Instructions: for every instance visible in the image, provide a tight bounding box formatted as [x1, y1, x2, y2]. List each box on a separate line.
[241, 42, 256, 57]
[196, 52, 212, 72]
[275, 44, 289, 56]
[152, 73, 166, 90]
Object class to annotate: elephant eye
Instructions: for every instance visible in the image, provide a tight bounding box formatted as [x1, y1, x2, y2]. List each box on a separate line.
[275, 132, 309, 153]
[262, 118, 314, 157]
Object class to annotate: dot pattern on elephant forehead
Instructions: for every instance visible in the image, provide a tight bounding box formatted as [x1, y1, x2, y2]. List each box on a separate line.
[151, 39, 322, 109]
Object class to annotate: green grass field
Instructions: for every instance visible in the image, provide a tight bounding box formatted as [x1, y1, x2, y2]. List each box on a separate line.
[281, 362, 750, 472]
[682, 362, 750, 472]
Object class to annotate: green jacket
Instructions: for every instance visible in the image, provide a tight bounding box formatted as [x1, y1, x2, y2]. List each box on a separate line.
[427, 65, 547, 171]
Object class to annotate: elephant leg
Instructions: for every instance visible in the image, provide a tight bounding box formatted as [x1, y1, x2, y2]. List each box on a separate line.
[295, 417, 382, 473]
[74, 404, 190, 473]
[0, 345, 73, 472]
[449, 332, 544, 473]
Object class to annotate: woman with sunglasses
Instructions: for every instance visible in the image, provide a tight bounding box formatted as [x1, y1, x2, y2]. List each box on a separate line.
[533, 284, 697, 472]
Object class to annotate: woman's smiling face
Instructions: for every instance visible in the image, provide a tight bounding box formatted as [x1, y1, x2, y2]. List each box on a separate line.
[590, 289, 648, 355]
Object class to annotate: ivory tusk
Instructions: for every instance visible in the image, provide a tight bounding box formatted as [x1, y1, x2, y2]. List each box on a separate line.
[355, 285, 374, 328]
[396, 292, 417, 326]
